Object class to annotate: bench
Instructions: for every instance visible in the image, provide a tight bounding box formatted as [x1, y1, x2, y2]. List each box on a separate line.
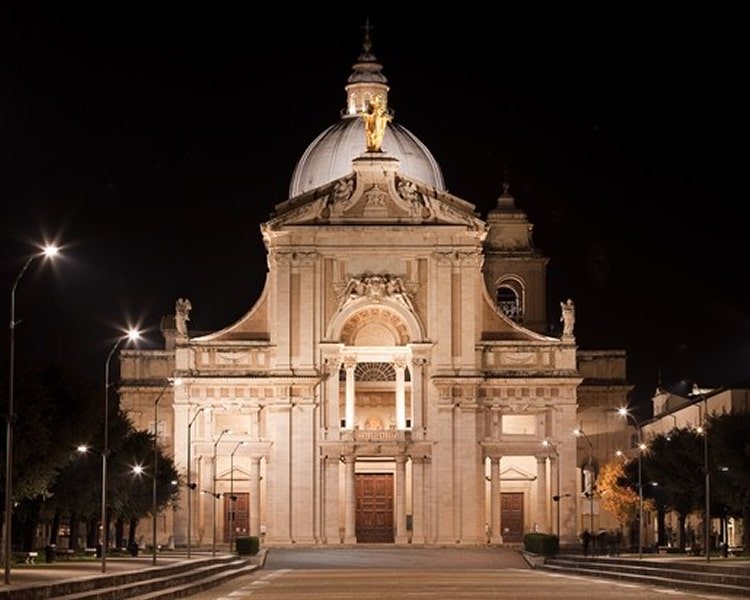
[56, 548, 75, 560]
[23, 551, 38, 564]
[83, 547, 98, 557]
[728, 546, 744, 557]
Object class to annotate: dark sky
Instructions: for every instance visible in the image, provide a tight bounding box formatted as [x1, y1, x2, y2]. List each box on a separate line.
[2, 7, 748, 414]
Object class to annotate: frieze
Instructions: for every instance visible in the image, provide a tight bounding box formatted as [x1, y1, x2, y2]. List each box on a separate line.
[267, 250, 318, 267]
[433, 250, 483, 266]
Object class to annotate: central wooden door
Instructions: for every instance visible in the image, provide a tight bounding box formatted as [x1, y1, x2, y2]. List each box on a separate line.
[355, 473, 394, 543]
[501, 492, 524, 543]
[223, 493, 249, 543]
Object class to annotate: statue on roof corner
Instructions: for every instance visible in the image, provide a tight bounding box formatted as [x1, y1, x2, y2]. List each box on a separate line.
[175, 297, 192, 336]
[363, 96, 392, 152]
[560, 298, 575, 338]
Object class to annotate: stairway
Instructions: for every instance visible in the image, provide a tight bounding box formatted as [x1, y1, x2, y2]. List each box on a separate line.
[540, 555, 750, 597]
[0, 556, 259, 600]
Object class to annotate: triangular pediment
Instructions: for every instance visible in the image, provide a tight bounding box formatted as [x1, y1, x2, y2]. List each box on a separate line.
[266, 153, 485, 231]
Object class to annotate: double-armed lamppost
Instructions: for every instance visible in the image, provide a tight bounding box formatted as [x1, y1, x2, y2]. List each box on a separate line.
[186, 406, 204, 559]
[102, 328, 141, 573]
[4, 243, 59, 584]
[542, 439, 562, 538]
[229, 441, 245, 552]
[150, 378, 179, 566]
[618, 406, 645, 559]
[212, 429, 230, 556]
[573, 427, 595, 536]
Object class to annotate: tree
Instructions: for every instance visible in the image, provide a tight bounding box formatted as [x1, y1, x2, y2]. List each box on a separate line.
[599, 458, 639, 526]
[641, 428, 704, 551]
[0, 364, 101, 551]
[707, 412, 750, 553]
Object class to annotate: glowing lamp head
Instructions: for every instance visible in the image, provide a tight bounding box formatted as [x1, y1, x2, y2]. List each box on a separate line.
[42, 244, 60, 258]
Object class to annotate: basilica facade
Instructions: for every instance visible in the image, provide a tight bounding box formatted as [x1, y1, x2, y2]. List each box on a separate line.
[119, 32, 631, 549]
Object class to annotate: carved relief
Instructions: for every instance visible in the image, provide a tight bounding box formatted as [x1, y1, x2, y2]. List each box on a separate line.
[340, 307, 410, 345]
[502, 352, 537, 366]
[329, 175, 357, 217]
[362, 184, 389, 217]
[425, 196, 478, 227]
[336, 273, 416, 313]
[216, 352, 248, 366]
[395, 176, 432, 219]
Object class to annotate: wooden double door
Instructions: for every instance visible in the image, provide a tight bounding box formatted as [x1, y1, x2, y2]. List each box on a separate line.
[501, 492, 524, 543]
[223, 493, 250, 543]
[355, 473, 394, 543]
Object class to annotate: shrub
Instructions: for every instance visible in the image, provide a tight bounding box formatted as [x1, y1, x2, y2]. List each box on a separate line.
[235, 536, 260, 556]
[523, 533, 559, 556]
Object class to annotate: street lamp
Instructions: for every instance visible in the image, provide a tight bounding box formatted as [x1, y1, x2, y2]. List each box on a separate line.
[618, 406, 644, 559]
[186, 406, 204, 559]
[542, 439, 561, 539]
[229, 441, 245, 552]
[102, 328, 140, 573]
[5, 243, 59, 585]
[151, 378, 178, 566]
[212, 429, 230, 557]
[573, 427, 595, 537]
[696, 393, 710, 562]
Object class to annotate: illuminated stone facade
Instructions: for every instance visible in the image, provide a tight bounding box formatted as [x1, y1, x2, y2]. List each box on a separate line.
[118, 35, 632, 549]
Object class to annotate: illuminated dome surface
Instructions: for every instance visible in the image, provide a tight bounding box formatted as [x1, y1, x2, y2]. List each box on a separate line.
[289, 118, 444, 198]
[288, 29, 445, 199]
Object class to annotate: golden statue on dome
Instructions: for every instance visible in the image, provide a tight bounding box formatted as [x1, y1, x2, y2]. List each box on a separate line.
[362, 96, 392, 152]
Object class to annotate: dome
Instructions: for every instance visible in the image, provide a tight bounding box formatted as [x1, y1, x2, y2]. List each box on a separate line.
[289, 117, 445, 198]
[288, 26, 445, 199]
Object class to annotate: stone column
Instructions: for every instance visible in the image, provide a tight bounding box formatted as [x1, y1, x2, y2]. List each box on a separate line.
[394, 358, 407, 430]
[409, 357, 425, 434]
[344, 358, 356, 429]
[325, 357, 341, 435]
[172, 403, 189, 546]
[395, 455, 408, 543]
[411, 457, 426, 544]
[324, 455, 340, 544]
[250, 457, 262, 537]
[343, 455, 356, 543]
[490, 456, 502, 544]
[536, 455, 549, 533]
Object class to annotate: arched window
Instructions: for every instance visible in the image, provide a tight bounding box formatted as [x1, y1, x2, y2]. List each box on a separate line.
[496, 280, 524, 323]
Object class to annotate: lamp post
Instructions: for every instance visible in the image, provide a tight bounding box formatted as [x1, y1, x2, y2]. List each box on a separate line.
[212, 429, 230, 557]
[151, 378, 177, 566]
[618, 407, 644, 559]
[4, 244, 59, 584]
[186, 406, 204, 559]
[102, 328, 140, 573]
[542, 439, 561, 539]
[573, 427, 595, 537]
[229, 441, 244, 552]
[697, 394, 710, 562]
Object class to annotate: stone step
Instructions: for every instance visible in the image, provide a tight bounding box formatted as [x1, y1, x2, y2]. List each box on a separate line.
[541, 556, 750, 597]
[0, 556, 255, 600]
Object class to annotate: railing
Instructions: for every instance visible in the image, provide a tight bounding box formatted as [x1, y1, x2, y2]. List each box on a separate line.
[339, 429, 411, 442]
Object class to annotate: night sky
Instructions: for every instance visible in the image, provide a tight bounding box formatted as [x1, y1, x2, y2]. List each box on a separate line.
[2, 8, 748, 415]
